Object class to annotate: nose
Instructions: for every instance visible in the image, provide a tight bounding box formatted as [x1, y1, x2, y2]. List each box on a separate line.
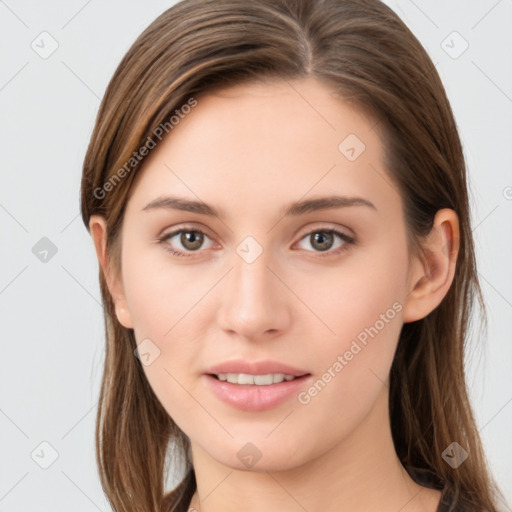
[216, 247, 292, 341]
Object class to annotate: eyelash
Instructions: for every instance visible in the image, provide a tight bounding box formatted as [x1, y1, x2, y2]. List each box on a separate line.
[156, 226, 355, 259]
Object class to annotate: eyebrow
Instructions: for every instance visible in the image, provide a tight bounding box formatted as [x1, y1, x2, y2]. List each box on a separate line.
[141, 194, 377, 218]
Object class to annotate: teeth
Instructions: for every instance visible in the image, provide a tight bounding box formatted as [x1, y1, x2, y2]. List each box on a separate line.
[216, 373, 297, 385]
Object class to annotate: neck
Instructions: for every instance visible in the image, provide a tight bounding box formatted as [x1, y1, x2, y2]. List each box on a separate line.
[187, 386, 441, 512]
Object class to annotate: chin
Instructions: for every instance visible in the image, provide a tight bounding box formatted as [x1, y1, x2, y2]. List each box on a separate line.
[205, 438, 311, 473]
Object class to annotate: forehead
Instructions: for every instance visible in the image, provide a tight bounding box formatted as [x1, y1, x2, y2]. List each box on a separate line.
[125, 77, 399, 221]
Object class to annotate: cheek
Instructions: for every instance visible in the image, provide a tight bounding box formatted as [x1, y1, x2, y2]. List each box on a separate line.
[119, 237, 219, 420]
[301, 241, 406, 345]
[295, 243, 407, 409]
[121, 234, 211, 343]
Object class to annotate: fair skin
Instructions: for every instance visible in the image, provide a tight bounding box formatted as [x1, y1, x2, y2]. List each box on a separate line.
[90, 77, 459, 512]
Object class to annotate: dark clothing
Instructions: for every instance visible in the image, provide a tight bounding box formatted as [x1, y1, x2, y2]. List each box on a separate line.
[436, 491, 465, 512]
[412, 468, 466, 512]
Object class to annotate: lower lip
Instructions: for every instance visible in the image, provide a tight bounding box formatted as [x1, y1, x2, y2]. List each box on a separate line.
[204, 374, 312, 412]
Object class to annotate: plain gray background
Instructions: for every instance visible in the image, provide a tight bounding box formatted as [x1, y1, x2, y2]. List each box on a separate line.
[1, 0, 511, 510]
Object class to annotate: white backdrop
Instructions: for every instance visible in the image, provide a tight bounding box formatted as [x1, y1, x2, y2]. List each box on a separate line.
[1, 1, 511, 510]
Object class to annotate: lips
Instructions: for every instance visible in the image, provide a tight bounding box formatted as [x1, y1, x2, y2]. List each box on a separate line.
[203, 359, 312, 411]
[204, 359, 310, 378]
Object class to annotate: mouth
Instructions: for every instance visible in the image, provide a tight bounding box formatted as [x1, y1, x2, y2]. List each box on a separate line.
[208, 372, 309, 385]
[204, 372, 312, 412]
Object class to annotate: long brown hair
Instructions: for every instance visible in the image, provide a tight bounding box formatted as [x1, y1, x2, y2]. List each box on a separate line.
[80, 1, 504, 510]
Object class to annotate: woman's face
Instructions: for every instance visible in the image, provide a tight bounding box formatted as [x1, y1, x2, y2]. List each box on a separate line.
[110, 77, 418, 470]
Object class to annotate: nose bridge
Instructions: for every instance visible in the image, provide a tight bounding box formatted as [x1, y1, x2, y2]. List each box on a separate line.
[234, 245, 273, 298]
[216, 238, 290, 338]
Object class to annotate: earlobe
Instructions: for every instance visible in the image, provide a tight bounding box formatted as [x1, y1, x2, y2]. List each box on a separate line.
[402, 209, 460, 323]
[88, 215, 134, 329]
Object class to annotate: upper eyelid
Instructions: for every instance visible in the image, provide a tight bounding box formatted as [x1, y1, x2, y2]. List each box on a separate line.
[292, 222, 354, 241]
[161, 223, 217, 240]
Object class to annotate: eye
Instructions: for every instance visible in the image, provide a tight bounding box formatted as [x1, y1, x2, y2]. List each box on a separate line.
[157, 226, 355, 259]
[295, 228, 355, 257]
[157, 228, 215, 257]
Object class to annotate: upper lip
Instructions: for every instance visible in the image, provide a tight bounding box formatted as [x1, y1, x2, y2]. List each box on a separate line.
[205, 359, 310, 377]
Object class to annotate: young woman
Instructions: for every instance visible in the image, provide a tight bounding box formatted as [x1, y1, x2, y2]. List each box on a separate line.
[80, 0, 505, 511]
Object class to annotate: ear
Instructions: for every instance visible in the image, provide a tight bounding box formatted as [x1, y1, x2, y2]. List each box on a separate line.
[402, 208, 460, 323]
[89, 215, 134, 329]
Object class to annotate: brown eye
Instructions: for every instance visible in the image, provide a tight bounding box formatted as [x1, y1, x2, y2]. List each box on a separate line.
[180, 231, 204, 251]
[296, 228, 354, 257]
[158, 229, 215, 257]
[309, 231, 334, 251]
